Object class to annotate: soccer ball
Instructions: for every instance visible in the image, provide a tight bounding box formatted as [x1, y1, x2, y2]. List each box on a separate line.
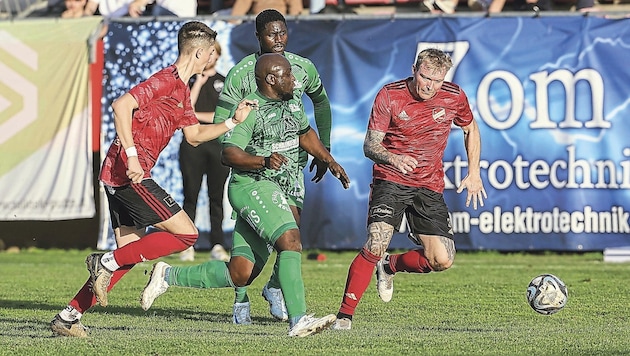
[526, 274, 568, 315]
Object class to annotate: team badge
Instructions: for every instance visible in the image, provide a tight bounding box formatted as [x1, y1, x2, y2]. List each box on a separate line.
[432, 107, 446, 123]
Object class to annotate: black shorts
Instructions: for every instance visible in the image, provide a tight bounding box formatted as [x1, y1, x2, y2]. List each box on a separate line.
[367, 179, 453, 239]
[105, 179, 181, 230]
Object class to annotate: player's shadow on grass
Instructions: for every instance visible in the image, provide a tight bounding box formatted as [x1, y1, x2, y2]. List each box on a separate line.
[0, 299, 280, 338]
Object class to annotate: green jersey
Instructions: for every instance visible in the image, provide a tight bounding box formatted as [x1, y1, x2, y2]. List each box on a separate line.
[215, 52, 331, 149]
[223, 91, 310, 198]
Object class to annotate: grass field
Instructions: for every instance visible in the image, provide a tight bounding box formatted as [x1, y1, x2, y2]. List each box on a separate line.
[1, 248, 629, 355]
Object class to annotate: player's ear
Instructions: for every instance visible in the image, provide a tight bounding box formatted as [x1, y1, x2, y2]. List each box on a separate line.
[195, 48, 203, 59]
[265, 73, 275, 85]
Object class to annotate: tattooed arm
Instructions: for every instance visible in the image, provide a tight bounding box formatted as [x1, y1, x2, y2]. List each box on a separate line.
[363, 129, 418, 174]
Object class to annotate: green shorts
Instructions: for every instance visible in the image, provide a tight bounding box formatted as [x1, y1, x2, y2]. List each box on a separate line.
[228, 176, 299, 269]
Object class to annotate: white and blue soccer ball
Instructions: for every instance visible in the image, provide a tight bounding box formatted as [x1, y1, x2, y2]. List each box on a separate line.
[526, 274, 568, 315]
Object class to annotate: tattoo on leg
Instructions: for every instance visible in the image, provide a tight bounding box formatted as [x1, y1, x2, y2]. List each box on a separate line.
[365, 222, 395, 256]
[439, 236, 455, 263]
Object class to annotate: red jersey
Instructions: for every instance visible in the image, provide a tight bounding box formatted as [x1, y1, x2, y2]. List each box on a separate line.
[368, 78, 473, 193]
[100, 65, 198, 187]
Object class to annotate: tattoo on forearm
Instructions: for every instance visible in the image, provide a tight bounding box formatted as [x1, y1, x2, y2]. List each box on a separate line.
[364, 130, 392, 165]
[365, 221, 395, 256]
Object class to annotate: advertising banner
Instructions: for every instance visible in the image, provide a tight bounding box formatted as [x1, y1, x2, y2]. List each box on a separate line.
[103, 16, 630, 251]
[0, 18, 100, 220]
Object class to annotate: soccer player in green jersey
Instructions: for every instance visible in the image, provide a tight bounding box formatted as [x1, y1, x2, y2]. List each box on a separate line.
[140, 53, 350, 337]
[213, 9, 334, 323]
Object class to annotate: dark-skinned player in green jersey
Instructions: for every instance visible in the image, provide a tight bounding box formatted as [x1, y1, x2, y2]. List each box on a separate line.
[141, 53, 350, 337]
[210, 9, 334, 324]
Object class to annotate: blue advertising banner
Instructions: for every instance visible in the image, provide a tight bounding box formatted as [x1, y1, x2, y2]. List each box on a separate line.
[103, 16, 630, 251]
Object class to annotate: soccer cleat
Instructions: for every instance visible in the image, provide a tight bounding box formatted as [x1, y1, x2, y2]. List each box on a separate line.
[179, 246, 195, 262]
[85, 253, 113, 307]
[210, 244, 230, 262]
[376, 253, 394, 302]
[140, 262, 170, 311]
[288, 314, 336, 337]
[232, 302, 252, 325]
[50, 315, 89, 338]
[261, 284, 288, 321]
[330, 317, 352, 330]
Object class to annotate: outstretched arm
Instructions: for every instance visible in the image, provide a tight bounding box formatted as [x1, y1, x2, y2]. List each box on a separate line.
[456, 120, 487, 209]
[300, 128, 350, 189]
[182, 100, 255, 146]
[307, 82, 333, 180]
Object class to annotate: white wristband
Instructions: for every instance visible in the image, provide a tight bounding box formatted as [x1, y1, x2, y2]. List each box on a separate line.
[125, 146, 138, 157]
[224, 118, 237, 130]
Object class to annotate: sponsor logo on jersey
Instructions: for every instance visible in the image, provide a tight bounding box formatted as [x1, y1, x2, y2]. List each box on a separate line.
[397, 111, 410, 121]
[272, 138, 299, 152]
[289, 103, 300, 112]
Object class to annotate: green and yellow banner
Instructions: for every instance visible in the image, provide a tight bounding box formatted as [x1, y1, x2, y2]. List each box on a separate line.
[0, 17, 101, 220]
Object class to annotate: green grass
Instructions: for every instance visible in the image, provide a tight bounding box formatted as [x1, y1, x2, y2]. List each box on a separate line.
[1, 249, 629, 355]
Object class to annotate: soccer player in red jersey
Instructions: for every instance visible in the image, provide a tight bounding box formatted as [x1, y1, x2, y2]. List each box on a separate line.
[50, 21, 255, 337]
[331, 48, 487, 330]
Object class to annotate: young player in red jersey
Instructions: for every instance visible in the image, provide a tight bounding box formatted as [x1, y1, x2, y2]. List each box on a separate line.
[50, 21, 255, 337]
[331, 48, 487, 330]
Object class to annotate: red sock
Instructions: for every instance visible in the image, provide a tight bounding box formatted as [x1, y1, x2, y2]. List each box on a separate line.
[69, 265, 133, 313]
[112, 231, 196, 266]
[338, 248, 381, 317]
[389, 249, 433, 274]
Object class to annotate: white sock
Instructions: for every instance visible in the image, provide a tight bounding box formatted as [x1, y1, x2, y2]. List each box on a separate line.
[101, 251, 120, 271]
[59, 305, 82, 322]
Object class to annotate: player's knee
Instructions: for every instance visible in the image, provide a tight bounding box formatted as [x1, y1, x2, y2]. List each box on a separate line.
[274, 229, 302, 252]
[173, 233, 198, 247]
[230, 270, 253, 287]
[430, 254, 454, 271]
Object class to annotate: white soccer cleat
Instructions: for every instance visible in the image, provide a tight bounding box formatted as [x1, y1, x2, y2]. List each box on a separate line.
[376, 253, 394, 302]
[140, 262, 170, 311]
[179, 246, 195, 262]
[262, 284, 288, 321]
[288, 314, 336, 337]
[210, 244, 230, 262]
[330, 317, 352, 330]
[232, 302, 252, 325]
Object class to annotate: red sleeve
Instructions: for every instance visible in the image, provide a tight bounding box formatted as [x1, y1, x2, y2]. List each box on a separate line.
[129, 70, 169, 109]
[453, 88, 474, 127]
[367, 87, 392, 132]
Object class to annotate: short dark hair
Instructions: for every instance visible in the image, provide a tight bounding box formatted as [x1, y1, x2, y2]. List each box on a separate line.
[178, 21, 217, 55]
[255, 9, 286, 35]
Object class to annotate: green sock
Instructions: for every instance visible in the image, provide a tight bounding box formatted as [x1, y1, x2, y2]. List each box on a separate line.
[277, 251, 306, 319]
[168, 261, 235, 288]
[266, 253, 282, 289]
[234, 286, 249, 303]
